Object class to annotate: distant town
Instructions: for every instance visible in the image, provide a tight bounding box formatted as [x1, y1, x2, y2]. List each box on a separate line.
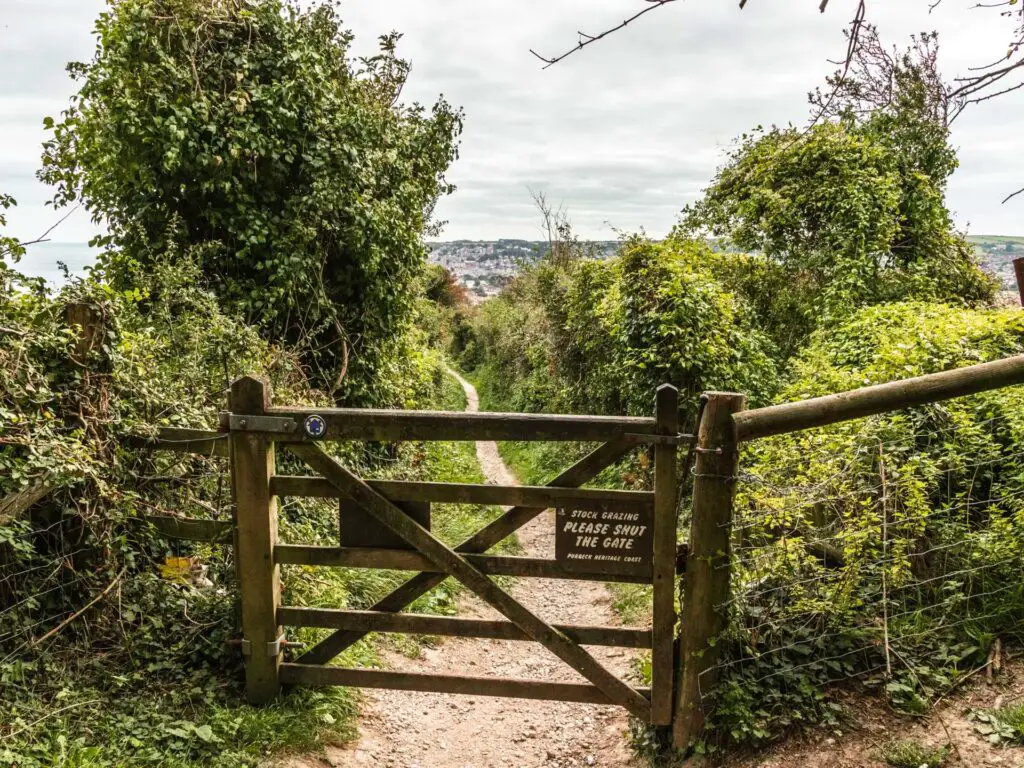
[429, 236, 1024, 300]
[427, 240, 619, 299]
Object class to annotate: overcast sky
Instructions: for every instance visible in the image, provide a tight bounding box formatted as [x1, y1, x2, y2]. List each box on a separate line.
[2, 0, 1022, 243]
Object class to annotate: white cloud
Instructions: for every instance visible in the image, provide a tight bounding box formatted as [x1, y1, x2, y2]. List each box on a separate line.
[1, 0, 1022, 244]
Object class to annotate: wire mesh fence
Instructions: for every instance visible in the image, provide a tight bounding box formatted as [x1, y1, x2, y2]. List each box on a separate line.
[694, 407, 1024, 729]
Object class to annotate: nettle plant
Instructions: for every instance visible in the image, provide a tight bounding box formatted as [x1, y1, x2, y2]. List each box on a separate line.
[41, 0, 463, 406]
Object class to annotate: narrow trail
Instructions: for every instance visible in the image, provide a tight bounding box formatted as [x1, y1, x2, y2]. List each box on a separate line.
[294, 370, 640, 768]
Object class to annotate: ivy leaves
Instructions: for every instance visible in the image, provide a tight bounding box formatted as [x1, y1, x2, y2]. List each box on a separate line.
[40, 0, 463, 405]
[678, 111, 996, 332]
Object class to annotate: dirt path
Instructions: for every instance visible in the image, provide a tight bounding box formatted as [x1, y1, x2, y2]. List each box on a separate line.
[289, 370, 640, 768]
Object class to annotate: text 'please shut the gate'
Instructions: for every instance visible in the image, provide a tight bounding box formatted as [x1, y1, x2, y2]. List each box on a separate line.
[555, 507, 654, 578]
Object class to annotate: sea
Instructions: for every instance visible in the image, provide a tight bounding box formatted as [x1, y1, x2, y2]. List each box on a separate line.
[12, 241, 97, 285]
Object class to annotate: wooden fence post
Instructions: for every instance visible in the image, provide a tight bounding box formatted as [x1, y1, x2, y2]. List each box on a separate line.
[230, 376, 281, 704]
[651, 383, 679, 726]
[672, 391, 745, 750]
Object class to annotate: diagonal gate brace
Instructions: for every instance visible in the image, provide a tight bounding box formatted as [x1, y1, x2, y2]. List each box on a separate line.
[295, 440, 634, 666]
[287, 442, 651, 721]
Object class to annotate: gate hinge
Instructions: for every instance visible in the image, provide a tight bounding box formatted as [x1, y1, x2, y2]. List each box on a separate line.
[220, 412, 298, 434]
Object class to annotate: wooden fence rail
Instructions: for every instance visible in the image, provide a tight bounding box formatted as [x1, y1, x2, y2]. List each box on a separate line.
[672, 353, 1024, 750]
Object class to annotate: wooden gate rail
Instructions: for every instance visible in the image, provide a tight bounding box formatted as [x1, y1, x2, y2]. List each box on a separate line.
[271, 476, 654, 511]
[279, 664, 652, 706]
[294, 439, 639, 667]
[127, 427, 229, 457]
[274, 544, 654, 583]
[733, 354, 1024, 441]
[278, 607, 652, 648]
[249, 405, 665, 442]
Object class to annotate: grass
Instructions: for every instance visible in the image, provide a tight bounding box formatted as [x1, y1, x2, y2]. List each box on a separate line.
[992, 702, 1024, 741]
[1, 577, 362, 768]
[971, 702, 1024, 745]
[875, 739, 949, 768]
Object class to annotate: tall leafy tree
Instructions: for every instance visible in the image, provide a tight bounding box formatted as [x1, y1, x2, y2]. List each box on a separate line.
[678, 37, 996, 336]
[41, 0, 463, 405]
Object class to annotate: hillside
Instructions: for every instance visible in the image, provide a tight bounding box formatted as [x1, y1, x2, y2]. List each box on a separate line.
[967, 235, 1024, 288]
[430, 237, 1024, 296]
[427, 240, 618, 297]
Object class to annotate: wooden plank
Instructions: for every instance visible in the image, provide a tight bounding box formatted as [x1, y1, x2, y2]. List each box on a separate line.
[264, 405, 657, 442]
[0, 481, 56, 525]
[278, 607, 653, 648]
[673, 392, 745, 750]
[275, 544, 654, 584]
[340, 499, 430, 550]
[144, 515, 233, 543]
[734, 355, 1024, 441]
[280, 663, 652, 705]
[230, 377, 281, 705]
[651, 383, 679, 726]
[272, 475, 653, 512]
[288, 443, 652, 721]
[125, 428, 230, 458]
[296, 440, 634, 666]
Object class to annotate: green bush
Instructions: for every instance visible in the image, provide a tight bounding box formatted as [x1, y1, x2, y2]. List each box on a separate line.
[464, 237, 779, 420]
[876, 739, 949, 768]
[0, 252, 461, 765]
[40, 0, 462, 404]
[970, 702, 1024, 745]
[707, 302, 1024, 747]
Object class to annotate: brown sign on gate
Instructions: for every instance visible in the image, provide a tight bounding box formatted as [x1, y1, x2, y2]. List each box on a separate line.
[555, 507, 653, 578]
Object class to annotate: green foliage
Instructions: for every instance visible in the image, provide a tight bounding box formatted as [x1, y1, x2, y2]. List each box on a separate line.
[678, 111, 995, 336]
[464, 237, 779, 419]
[969, 704, 1024, 745]
[40, 0, 463, 404]
[1, 579, 358, 768]
[0, 193, 25, 266]
[875, 739, 949, 768]
[708, 302, 1024, 747]
[0, 255, 361, 765]
[0, 251, 463, 765]
[417, 264, 474, 358]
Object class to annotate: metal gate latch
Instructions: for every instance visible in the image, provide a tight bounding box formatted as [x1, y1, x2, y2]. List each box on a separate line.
[231, 633, 297, 657]
[265, 633, 288, 658]
[221, 413, 298, 434]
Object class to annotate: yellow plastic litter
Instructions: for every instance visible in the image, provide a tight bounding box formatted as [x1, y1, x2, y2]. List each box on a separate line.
[159, 556, 194, 584]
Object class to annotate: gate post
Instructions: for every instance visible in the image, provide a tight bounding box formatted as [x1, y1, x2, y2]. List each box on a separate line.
[651, 383, 679, 726]
[230, 376, 282, 704]
[672, 391, 745, 749]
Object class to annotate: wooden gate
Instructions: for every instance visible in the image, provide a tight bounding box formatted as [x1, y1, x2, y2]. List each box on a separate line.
[225, 376, 688, 725]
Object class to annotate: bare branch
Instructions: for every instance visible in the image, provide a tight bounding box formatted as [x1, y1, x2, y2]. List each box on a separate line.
[1002, 185, 1024, 204]
[530, 0, 680, 69]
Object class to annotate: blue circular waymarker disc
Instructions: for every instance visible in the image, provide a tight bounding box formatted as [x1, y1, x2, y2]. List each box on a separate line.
[303, 414, 327, 439]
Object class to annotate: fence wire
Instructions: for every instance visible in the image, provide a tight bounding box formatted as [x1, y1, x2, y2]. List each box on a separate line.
[0, 446, 233, 659]
[696, 411, 1024, 713]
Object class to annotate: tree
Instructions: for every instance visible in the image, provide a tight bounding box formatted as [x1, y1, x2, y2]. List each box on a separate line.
[678, 90, 996, 328]
[40, 0, 463, 405]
